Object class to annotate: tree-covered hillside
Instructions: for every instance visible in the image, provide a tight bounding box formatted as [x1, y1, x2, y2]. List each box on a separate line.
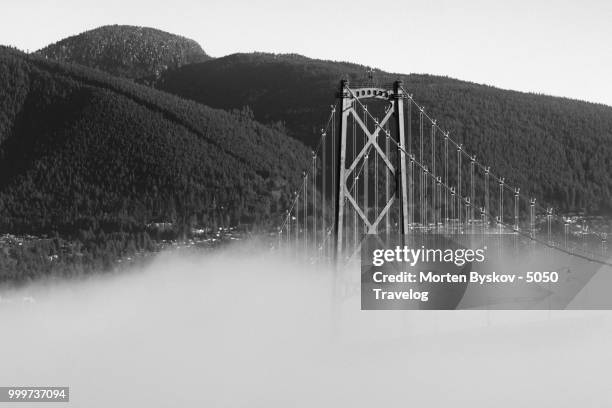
[157, 53, 612, 213]
[0, 46, 310, 237]
[37, 25, 211, 82]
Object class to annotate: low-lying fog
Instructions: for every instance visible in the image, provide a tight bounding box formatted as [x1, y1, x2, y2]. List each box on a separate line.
[1, 242, 611, 407]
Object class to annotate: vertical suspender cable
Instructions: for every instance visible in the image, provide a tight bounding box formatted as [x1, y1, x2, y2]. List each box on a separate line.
[295, 191, 300, 250]
[419, 110, 424, 226]
[364, 150, 369, 232]
[436, 177, 442, 231]
[451, 187, 456, 231]
[352, 101, 357, 249]
[303, 171, 308, 253]
[514, 188, 520, 232]
[424, 166, 428, 227]
[386, 131, 391, 240]
[397, 140, 402, 243]
[431, 122, 436, 227]
[457, 145, 462, 228]
[312, 151, 317, 253]
[409, 156, 414, 227]
[364, 107, 369, 234]
[470, 156, 475, 227]
[286, 209, 290, 246]
[530, 198, 536, 239]
[481, 207, 486, 242]
[321, 130, 326, 252]
[321, 128, 326, 255]
[331, 105, 336, 254]
[485, 167, 490, 231]
[444, 133, 449, 227]
[547, 207, 552, 245]
[375, 123, 380, 227]
[499, 178, 504, 234]
[564, 217, 569, 248]
[465, 197, 470, 230]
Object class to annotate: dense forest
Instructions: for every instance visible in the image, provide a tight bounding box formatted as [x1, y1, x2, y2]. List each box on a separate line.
[157, 53, 612, 214]
[37, 25, 211, 83]
[0, 46, 310, 281]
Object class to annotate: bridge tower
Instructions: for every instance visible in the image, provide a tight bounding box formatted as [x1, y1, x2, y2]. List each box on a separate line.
[333, 80, 409, 261]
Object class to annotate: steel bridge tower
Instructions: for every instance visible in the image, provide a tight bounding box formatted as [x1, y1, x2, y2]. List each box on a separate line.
[333, 80, 409, 261]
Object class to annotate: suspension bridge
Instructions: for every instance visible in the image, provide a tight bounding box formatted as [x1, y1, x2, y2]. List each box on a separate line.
[276, 79, 610, 269]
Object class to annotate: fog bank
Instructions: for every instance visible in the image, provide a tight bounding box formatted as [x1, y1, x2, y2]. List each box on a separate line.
[1, 244, 611, 407]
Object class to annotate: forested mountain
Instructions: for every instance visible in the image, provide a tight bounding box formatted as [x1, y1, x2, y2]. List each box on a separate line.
[37, 25, 211, 82]
[0, 47, 309, 272]
[157, 53, 612, 213]
[6, 31, 612, 281]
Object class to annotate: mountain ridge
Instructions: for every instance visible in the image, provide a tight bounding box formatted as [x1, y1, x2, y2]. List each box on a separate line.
[36, 25, 211, 82]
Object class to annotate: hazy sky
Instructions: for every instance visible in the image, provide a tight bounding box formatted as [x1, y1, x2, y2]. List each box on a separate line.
[2, 0, 611, 106]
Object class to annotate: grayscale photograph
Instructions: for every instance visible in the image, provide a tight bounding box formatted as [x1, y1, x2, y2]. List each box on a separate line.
[0, 0, 611, 406]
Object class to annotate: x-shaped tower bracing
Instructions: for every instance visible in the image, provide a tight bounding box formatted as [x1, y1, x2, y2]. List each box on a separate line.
[334, 80, 410, 261]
